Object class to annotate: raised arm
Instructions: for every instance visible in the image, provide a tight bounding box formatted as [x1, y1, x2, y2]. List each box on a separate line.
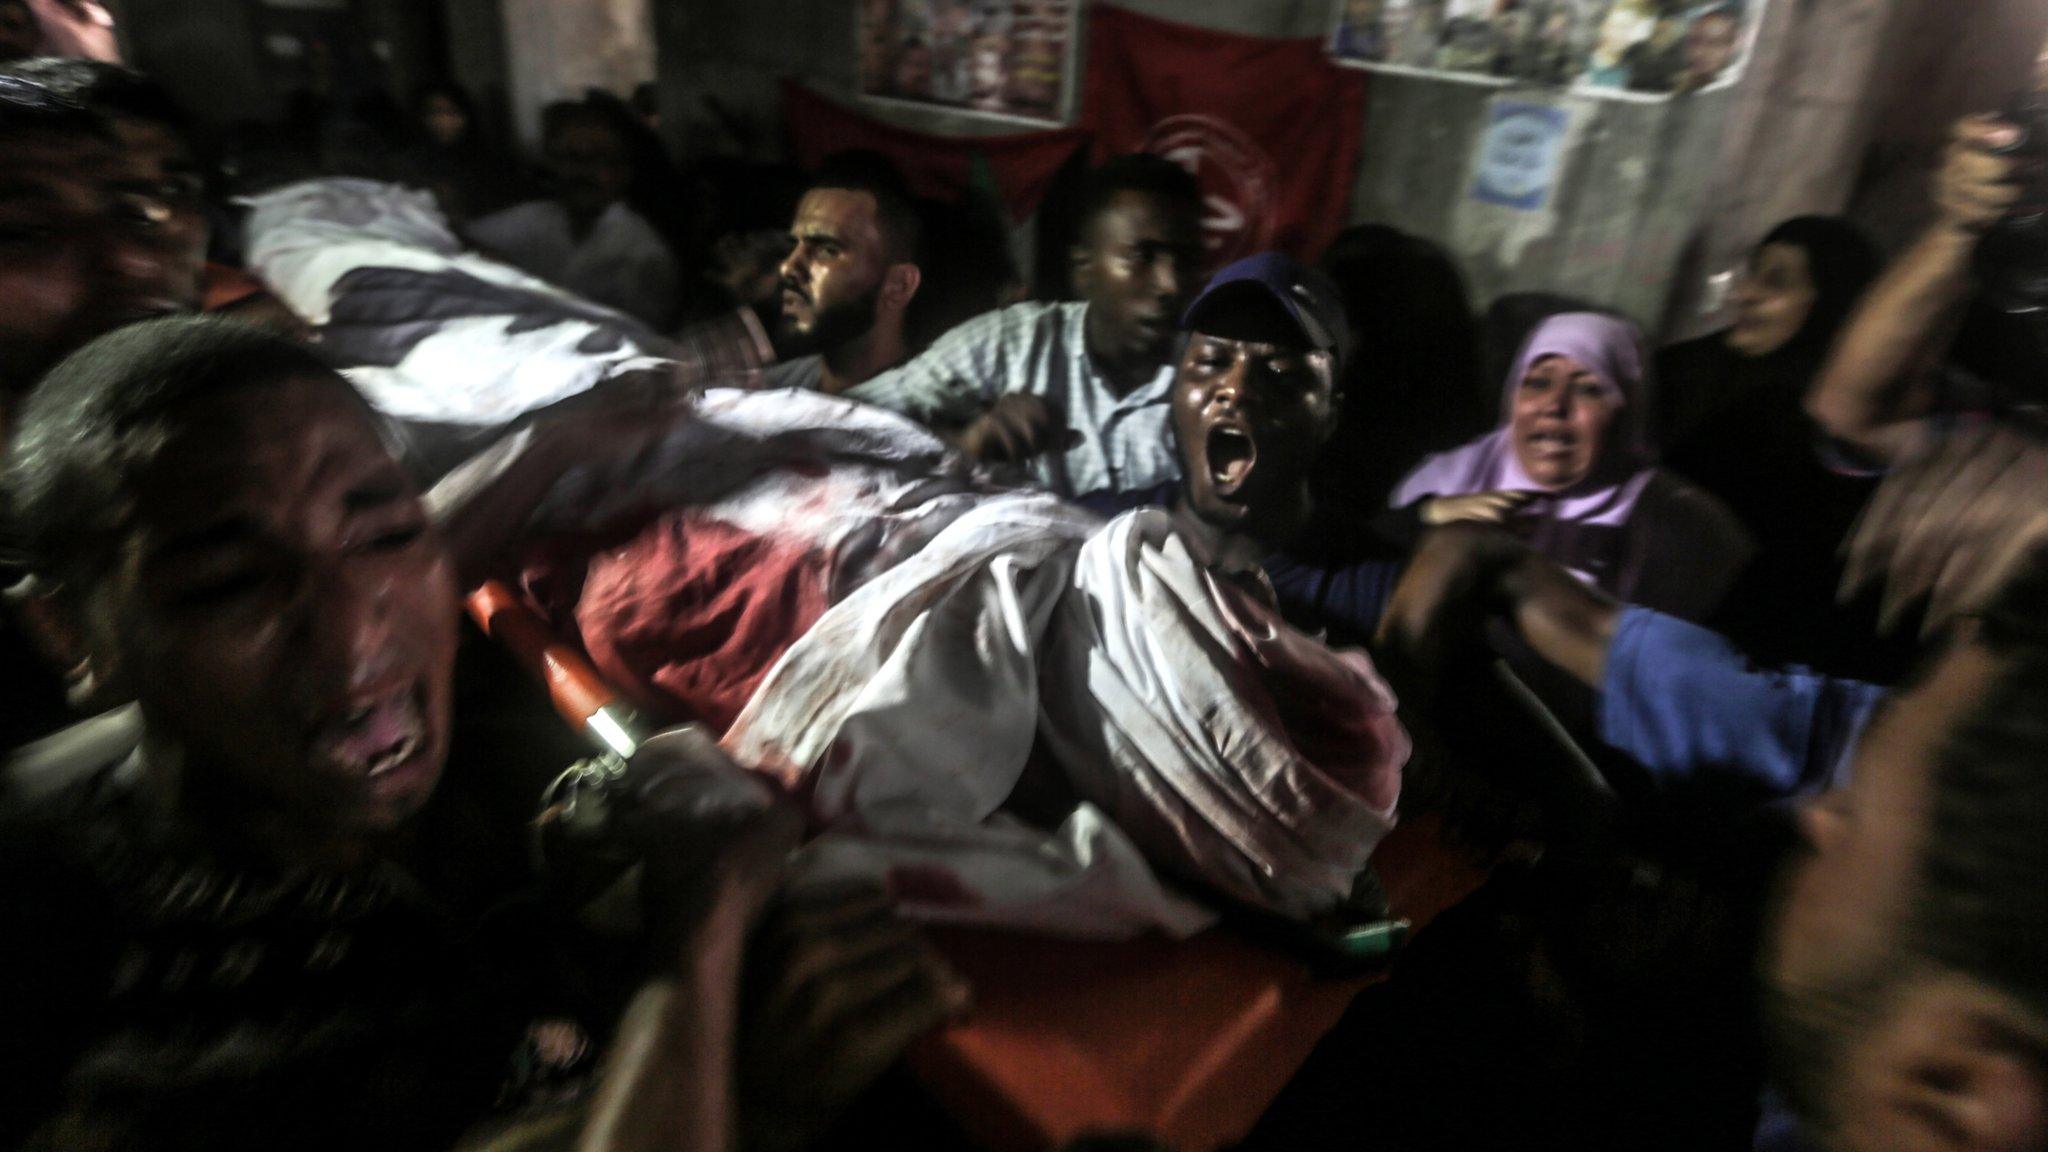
[1805, 115, 2023, 463]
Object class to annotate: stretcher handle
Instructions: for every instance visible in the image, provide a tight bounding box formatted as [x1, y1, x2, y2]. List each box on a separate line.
[466, 579, 621, 733]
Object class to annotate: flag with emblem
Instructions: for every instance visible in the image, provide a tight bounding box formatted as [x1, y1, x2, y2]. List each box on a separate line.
[781, 81, 1092, 221]
[1081, 5, 1369, 271]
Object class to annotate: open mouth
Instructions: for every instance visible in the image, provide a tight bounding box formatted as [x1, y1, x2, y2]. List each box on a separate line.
[311, 684, 428, 784]
[1205, 423, 1258, 494]
[1524, 428, 1579, 459]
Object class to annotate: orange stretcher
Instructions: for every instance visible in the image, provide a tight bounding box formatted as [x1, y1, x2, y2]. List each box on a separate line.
[466, 580, 1486, 1151]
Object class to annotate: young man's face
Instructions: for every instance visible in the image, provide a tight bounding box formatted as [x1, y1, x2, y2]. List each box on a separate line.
[777, 188, 890, 355]
[107, 115, 210, 288]
[545, 119, 632, 219]
[0, 130, 200, 393]
[1764, 637, 2005, 1145]
[1169, 329, 1337, 540]
[88, 375, 460, 843]
[1074, 189, 1203, 371]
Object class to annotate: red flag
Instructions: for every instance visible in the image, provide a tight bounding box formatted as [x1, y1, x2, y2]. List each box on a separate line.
[1082, 6, 1368, 269]
[781, 81, 1092, 221]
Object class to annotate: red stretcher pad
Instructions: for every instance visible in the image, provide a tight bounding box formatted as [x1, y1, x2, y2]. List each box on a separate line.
[908, 816, 1486, 1151]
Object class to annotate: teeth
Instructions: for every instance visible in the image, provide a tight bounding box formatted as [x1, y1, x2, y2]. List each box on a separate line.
[368, 732, 422, 777]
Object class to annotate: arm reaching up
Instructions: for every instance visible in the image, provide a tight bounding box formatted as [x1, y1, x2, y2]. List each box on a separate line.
[1805, 115, 2024, 464]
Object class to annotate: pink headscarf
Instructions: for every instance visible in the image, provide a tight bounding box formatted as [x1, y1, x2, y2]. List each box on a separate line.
[1391, 312, 1660, 593]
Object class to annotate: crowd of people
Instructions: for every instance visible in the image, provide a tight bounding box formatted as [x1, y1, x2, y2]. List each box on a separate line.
[0, 35, 2045, 1152]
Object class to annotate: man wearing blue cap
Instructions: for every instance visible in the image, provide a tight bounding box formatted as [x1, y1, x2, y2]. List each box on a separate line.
[1083, 250, 1412, 646]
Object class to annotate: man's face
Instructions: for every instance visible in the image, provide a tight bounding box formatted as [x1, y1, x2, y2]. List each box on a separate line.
[108, 115, 209, 288]
[1074, 189, 1203, 370]
[420, 93, 468, 148]
[1507, 354, 1625, 490]
[93, 375, 459, 841]
[1765, 639, 2003, 1145]
[777, 188, 889, 355]
[0, 131, 200, 393]
[545, 120, 631, 219]
[1170, 329, 1337, 538]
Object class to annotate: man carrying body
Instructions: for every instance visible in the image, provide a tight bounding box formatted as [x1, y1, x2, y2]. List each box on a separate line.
[0, 317, 963, 1151]
[848, 152, 1204, 497]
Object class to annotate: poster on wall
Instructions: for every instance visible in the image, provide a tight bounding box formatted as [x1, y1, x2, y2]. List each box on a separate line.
[1470, 99, 1572, 210]
[1328, 0, 1760, 98]
[859, 0, 1081, 125]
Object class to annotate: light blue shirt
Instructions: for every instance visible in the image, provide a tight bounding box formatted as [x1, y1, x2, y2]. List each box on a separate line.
[845, 301, 1182, 498]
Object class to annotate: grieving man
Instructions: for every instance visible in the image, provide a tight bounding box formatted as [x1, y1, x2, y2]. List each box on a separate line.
[0, 318, 963, 1151]
[1082, 251, 1416, 649]
[848, 152, 1204, 497]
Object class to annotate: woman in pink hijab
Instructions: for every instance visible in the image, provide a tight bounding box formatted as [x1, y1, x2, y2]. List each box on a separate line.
[1392, 311, 1751, 620]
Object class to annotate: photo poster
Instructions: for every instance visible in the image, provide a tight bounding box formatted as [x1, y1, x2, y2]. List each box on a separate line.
[859, 0, 1081, 125]
[1329, 0, 1763, 99]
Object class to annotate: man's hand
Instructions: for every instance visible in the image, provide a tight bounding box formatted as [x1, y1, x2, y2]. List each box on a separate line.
[1932, 115, 2026, 238]
[737, 879, 970, 1152]
[1420, 490, 1538, 527]
[1377, 524, 1532, 664]
[613, 726, 805, 955]
[955, 394, 1077, 466]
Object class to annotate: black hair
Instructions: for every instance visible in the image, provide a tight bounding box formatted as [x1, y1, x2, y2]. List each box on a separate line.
[539, 97, 632, 149]
[1070, 152, 1201, 247]
[6, 317, 354, 585]
[0, 68, 107, 145]
[1906, 546, 2048, 1031]
[809, 149, 924, 267]
[5, 57, 192, 138]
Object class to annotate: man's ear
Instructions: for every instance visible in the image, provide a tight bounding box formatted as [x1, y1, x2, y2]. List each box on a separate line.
[1861, 979, 2048, 1152]
[882, 262, 922, 312]
[12, 579, 125, 712]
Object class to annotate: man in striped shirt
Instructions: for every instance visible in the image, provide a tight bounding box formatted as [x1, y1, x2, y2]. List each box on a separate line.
[845, 153, 1203, 497]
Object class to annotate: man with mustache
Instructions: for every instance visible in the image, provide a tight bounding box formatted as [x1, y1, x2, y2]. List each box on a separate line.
[847, 152, 1203, 497]
[761, 154, 925, 397]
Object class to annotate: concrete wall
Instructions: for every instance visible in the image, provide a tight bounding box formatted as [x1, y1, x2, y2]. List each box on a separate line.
[1846, 0, 2048, 250]
[654, 0, 1918, 335]
[500, 0, 659, 147]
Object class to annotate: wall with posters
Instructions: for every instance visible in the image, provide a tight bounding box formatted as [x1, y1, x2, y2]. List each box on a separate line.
[654, 0, 1905, 334]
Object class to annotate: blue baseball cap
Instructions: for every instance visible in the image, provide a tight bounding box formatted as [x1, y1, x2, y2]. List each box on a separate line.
[1180, 252, 1352, 374]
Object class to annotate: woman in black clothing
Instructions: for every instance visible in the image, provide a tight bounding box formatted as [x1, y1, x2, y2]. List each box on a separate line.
[1659, 217, 1901, 678]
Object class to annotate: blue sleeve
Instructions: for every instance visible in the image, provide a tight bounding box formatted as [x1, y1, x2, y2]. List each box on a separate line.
[1598, 606, 1888, 798]
[1264, 554, 1403, 642]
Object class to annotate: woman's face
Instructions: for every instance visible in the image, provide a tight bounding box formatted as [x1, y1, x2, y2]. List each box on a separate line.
[1726, 241, 1818, 357]
[1509, 354, 1624, 490]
